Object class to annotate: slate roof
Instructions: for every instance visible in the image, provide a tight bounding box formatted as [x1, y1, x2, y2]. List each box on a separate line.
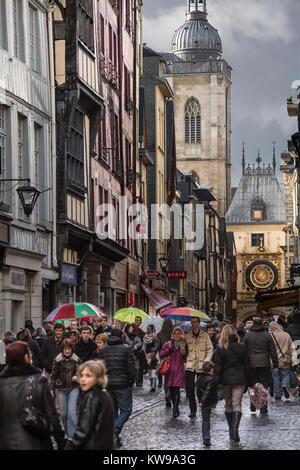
[226, 166, 286, 225]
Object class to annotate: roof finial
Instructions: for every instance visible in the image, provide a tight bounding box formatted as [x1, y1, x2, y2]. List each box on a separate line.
[273, 141, 276, 173]
[187, 0, 206, 13]
[256, 149, 262, 166]
[242, 141, 246, 175]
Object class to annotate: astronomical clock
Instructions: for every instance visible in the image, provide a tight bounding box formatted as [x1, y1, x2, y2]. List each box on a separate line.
[242, 253, 281, 298]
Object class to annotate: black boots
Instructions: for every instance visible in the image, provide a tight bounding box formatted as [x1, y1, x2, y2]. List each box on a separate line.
[173, 393, 180, 418]
[165, 396, 172, 408]
[150, 378, 156, 392]
[203, 438, 211, 447]
[232, 411, 242, 442]
[225, 412, 234, 441]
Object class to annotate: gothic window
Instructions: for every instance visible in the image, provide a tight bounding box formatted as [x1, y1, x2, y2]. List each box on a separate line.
[185, 98, 201, 144]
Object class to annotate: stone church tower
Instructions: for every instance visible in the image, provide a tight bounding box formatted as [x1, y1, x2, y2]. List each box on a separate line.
[162, 0, 232, 216]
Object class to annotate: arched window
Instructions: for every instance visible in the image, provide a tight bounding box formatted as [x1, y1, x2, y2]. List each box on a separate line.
[185, 98, 201, 144]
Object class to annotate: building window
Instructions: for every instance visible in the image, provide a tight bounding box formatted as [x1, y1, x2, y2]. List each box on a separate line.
[67, 109, 85, 188]
[185, 98, 201, 144]
[13, 0, 24, 61]
[0, 0, 7, 50]
[34, 124, 42, 222]
[29, 4, 39, 72]
[251, 195, 265, 221]
[17, 114, 28, 219]
[0, 106, 6, 179]
[78, 0, 94, 52]
[251, 233, 264, 247]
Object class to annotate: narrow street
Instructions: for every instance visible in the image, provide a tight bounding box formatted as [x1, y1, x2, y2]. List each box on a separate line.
[122, 381, 300, 450]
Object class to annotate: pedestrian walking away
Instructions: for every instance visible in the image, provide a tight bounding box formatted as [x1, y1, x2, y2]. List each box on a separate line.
[215, 324, 250, 443]
[243, 316, 279, 416]
[269, 322, 295, 400]
[0, 341, 66, 450]
[99, 328, 136, 448]
[183, 317, 213, 418]
[159, 327, 186, 418]
[50, 339, 82, 438]
[65, 360, 114, 450]
[197, 361, 219, 447]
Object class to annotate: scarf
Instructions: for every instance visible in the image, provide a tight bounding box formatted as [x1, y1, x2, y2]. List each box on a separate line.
[142, 332, 156, 352]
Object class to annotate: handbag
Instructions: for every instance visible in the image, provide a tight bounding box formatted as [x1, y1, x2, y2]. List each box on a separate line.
[20, 376, 50, 439]
[157, 342, 172, 376]
[248, 382, 268, 410]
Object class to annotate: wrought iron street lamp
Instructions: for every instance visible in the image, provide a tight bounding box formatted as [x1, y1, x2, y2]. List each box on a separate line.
[159, 257, 170, 273]
[17, 184, 41, 217]
[0, 179, 42, 217]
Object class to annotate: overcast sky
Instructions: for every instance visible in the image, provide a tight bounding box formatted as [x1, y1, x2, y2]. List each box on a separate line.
[142, 0, 300, 186]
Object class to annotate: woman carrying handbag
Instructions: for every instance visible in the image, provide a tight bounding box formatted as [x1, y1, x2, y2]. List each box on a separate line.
[159, 327, 186, 418]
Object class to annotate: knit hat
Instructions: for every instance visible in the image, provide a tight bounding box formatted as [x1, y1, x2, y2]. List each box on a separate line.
[5, 341, 30, 366]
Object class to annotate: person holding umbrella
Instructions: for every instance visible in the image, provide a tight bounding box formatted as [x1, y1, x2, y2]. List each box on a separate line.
[143, 325, 159, 392]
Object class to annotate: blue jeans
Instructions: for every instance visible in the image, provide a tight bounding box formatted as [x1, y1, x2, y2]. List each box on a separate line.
[57, 388, 79, 438]
[272, 368, 291, 398]
[201, 408, 211, 439]
[109, 388, 133, 438]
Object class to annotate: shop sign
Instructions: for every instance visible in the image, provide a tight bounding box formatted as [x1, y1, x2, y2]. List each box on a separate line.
[166, 271, 187, 280]
[142, 270, 161, 280]
[61, 264, 77, 285]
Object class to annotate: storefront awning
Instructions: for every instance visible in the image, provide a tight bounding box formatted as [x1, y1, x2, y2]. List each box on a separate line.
[141, 283, 173, 314]
[256, 287, 300, 313]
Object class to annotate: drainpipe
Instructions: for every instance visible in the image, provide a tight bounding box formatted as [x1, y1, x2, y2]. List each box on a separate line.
[47, 2, 58, 270]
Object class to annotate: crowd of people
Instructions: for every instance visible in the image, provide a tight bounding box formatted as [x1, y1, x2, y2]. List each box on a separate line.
[0, 311, 299, 450]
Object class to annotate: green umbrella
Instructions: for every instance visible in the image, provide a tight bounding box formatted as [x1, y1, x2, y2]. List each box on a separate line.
[114, 307, 148, 323]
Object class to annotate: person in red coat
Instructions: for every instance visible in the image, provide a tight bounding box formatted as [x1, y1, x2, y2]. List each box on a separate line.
[160, 327, 186, 418]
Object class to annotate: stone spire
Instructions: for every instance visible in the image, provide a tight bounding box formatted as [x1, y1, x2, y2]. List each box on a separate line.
[242, 142, 246, 175]
[273, 141, 276, 173]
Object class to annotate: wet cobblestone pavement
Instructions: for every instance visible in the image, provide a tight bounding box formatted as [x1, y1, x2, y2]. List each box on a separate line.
[121, 380, 300, 451]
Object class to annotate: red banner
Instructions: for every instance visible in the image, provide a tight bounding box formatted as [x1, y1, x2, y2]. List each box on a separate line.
[142, 270, 161, 280]
[166, 271, 187, 280]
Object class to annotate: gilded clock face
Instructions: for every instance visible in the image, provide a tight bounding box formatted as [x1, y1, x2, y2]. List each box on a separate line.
[246, 260, 278, 291]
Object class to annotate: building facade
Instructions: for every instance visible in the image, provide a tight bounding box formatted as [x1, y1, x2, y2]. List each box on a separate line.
[0, 0, 57, 337]
[162, 0, 232, 217]
[227, 149, 287, 322]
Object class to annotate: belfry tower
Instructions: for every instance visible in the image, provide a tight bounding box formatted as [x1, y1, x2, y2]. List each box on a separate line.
[162, 0, 232, 215]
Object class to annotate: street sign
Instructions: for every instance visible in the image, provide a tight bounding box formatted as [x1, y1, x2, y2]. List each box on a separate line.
[210, 302, 218, 312]
[166, 271, 187, 280]
[142, 270, 161, 280]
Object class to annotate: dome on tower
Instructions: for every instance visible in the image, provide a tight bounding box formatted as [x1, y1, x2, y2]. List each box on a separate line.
[172, 1, 222, 62]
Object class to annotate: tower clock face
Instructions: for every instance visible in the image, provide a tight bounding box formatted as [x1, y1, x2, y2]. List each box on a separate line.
[246, 260, 278, 290]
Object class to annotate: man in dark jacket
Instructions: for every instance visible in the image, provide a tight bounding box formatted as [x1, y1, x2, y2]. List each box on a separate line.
[18, 329, 41, 369]
[40, 323, 65, 374]
[243, 317, 279, 415]
[99, 328, 136, 448]
[75, 326, 97, 363]
[286, 312, 300, 341]
[197, 361, 218, 447]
